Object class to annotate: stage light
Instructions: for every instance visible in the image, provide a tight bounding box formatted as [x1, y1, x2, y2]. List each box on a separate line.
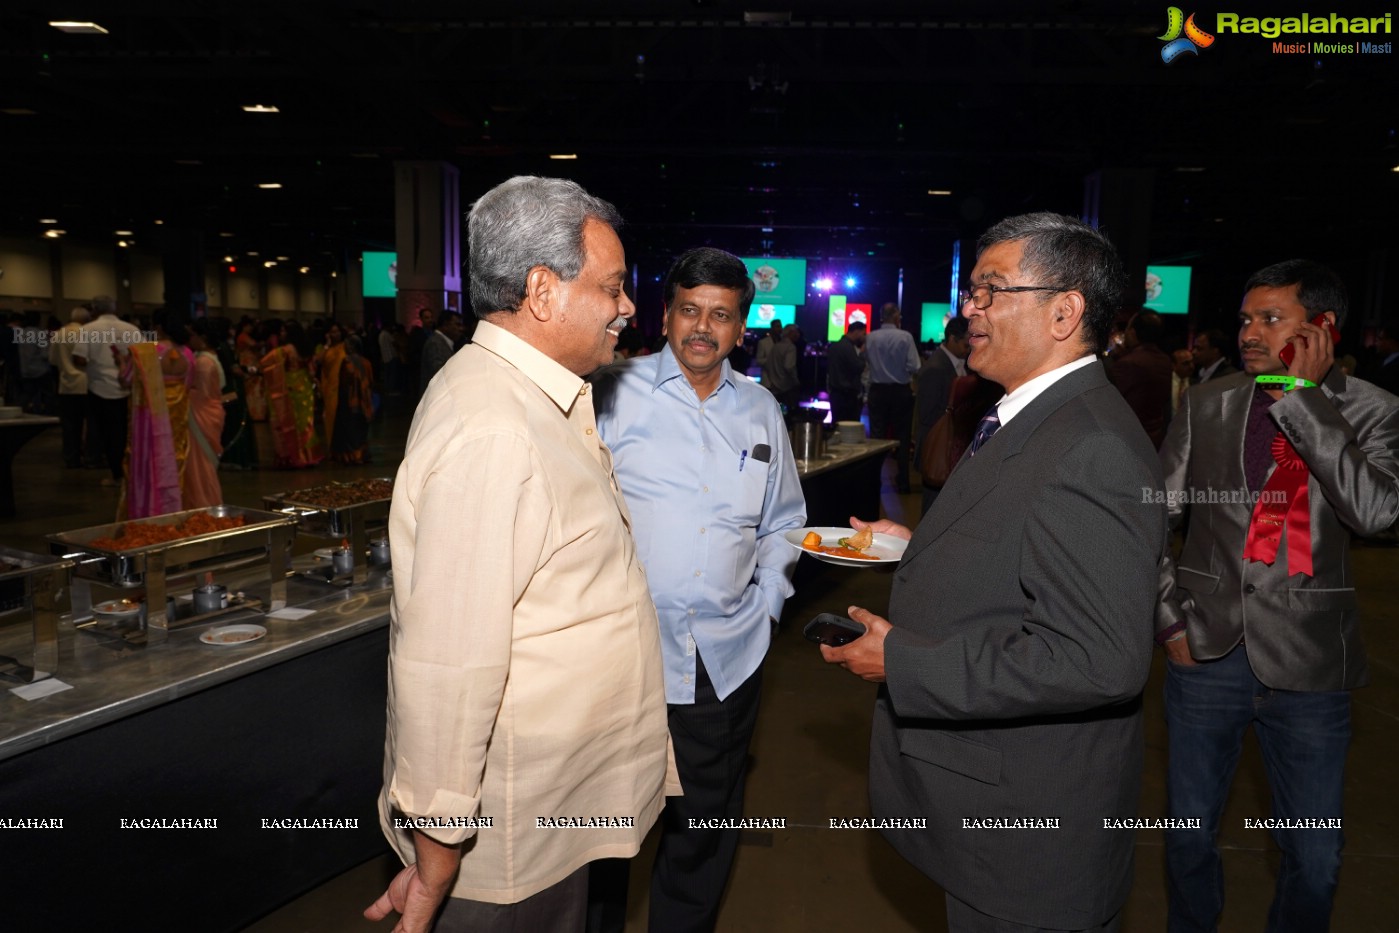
[844, 276, 857, 288]
[813, 277, 834, 291]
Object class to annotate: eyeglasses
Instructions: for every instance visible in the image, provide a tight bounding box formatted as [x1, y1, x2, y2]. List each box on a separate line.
[958, 283, 1063, 310]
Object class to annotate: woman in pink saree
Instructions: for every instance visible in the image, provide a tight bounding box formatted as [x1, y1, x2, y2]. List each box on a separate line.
[184, 319, 226, 508]
[119, 315, 194, 519]
[260, 320, 323, 469]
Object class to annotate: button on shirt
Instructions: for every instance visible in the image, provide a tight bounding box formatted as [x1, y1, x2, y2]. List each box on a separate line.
[864, 323, 920, 385]
[595, 346, 807, 703]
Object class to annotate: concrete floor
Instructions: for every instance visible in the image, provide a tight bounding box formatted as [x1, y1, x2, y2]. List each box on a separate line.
[5, 395, 1397, 933]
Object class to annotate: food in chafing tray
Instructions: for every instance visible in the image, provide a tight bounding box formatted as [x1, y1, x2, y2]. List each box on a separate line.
[801, 528, 879, 561]
[280, 478, 393, 509]
[88, 513, 247, 551]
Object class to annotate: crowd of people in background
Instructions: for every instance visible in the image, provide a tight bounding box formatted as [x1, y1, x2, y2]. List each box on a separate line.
[0, 298, 480, 519]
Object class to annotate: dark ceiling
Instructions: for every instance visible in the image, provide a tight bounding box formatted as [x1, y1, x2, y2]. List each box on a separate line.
[3, 1, 1397, 316]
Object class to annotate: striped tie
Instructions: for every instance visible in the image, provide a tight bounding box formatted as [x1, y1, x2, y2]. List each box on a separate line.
[969, 405, 1001, 456]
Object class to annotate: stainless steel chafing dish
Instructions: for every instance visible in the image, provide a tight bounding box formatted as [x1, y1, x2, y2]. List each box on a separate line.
[48, 505, 296, 638]
[263, 479, 392, 587]
[0, 547, 73, 682]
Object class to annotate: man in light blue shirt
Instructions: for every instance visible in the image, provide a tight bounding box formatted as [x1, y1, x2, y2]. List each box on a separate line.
[864, 302, 922, 492]
[594, 247, 806, 932]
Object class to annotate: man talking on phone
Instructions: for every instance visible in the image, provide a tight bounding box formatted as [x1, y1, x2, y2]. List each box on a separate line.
[594, 247, 806, 932]
[1156, 259, 1399, 931]
[821, 213, 1167, 932]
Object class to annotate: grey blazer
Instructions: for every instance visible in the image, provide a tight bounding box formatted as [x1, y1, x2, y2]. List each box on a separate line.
[1156, 368, 1399, 690]
[871, 362, 1167, 929]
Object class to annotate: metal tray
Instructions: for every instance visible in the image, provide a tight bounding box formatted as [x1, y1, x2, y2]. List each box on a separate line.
[49, 505, 297, 560]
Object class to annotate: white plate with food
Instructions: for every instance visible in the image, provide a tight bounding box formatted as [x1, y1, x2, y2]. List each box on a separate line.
[784, 526, 908, 566]
[93, 598, 143, 620]
[200, 623, 267, 646]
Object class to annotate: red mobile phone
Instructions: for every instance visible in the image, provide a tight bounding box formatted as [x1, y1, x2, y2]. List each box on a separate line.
[1278, 313, 1341, 368]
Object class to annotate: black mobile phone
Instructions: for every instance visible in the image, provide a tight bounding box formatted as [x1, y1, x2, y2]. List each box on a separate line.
[803, 613, 867, 647]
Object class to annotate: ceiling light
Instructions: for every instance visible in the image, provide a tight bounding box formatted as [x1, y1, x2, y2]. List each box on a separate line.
[257, 182, 283, 189]
[264, 261, 276, 268]
[549, 153, 578, 160]
[40, 218, 58, 224]
[218, 232, 235, 238]
[1392, 164, 1399, 173]
[44, 230, 64, 238]
[114, 229, 133, 236]
[241, 104, 280, 113]
[223, 255, 234, 263]
[153, 219, 164, 225]
[246, 251, 260, 257]
[49, 21, 108, 34]
[299, 266, 310, 274]
[117, 240, 129, 248]
[1, 108, 38, 116]
[276, 256, 289, 261]
[926, 189, 952, 196]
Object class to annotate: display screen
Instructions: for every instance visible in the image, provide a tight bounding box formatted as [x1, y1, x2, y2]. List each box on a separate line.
[920, 303, 954, 344]
[740, 257, 807, 306]
[825, 298, 871, 341]
[1144, 265, 1191, 315]
[746, 303, 796, 330]
[362, 251, 398, 298]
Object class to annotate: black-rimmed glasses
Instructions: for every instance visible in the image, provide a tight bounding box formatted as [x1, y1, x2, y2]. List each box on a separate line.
[958, 283, 1063, 310]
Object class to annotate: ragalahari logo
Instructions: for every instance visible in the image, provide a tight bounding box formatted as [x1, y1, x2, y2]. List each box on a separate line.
[1159, 7, 1216, 62]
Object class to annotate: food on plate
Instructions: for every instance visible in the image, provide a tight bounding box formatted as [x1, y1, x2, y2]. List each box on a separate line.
[800, 529, 880, 561]
[838, 526, 873, 551]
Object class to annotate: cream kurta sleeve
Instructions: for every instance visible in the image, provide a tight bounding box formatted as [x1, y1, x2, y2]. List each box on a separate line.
[386, 424, 547, 846]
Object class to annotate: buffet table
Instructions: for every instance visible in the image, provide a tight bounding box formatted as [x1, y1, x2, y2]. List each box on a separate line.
[0, 566, 394, 932]
[795, 438, 896, 527]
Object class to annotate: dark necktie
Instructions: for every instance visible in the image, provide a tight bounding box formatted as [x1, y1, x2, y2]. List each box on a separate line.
[969, 405, 1001, 456]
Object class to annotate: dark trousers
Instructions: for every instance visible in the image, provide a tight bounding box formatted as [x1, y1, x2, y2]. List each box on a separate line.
[648, 654, 764, 933]
[58, 393, 86, 467]
[89, 392, 129, 480]
[1164, 646, 1349, 933]
[946, 892, 1122, 932]
[867, 382, 914, 490]
[435, 864, 588, 933]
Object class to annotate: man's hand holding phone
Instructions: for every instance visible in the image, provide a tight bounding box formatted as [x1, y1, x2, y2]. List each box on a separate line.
[1279, 313, 1340, 386]
[818, 606, 892, 683]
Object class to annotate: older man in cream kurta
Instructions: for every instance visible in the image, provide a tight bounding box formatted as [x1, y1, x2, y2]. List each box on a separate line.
[371, 179, 676, 933]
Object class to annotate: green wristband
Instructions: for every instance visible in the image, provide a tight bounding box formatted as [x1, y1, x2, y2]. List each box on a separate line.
[1255, 375, 1317, 391]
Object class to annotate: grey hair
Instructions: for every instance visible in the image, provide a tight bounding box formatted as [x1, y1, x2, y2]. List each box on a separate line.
[91, 295, 117, 316]
[70, 306, 92, 324]
[977, 212, 1124, 352]
[467, 176, 623, 317]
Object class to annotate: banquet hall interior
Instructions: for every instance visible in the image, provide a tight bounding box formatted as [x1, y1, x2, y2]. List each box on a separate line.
[1, 4, 1397, 931]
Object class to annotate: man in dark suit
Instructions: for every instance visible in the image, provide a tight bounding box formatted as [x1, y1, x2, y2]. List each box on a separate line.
[1191, 328, 1237, 383]
[822, 212, 1167, 932]
[1157, 260, 1399, 932]
[914, 315, 969, 513]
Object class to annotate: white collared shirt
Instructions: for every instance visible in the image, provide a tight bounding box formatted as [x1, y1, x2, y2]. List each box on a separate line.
[995, 354, 1097, 426]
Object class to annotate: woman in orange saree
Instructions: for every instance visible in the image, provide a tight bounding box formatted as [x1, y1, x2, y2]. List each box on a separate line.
[260, 320, 323, 469]
[237, 319, 268, 422]
[330, 334, 374, 463]
[184, 319, 226, 508]
[315, 323, 347, 455]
